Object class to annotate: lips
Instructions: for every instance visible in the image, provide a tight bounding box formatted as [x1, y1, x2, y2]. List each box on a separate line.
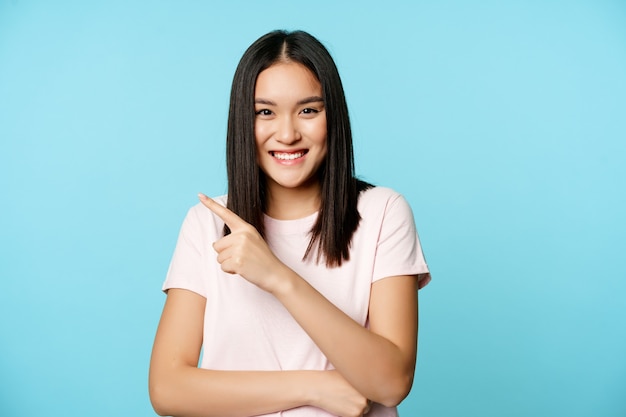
[270, 150, 308, 160]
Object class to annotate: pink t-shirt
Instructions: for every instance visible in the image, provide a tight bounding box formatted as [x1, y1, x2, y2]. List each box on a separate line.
[163, 186, 430, 416]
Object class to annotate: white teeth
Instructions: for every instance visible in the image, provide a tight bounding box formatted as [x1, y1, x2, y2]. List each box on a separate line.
[273, 152, 304, 160]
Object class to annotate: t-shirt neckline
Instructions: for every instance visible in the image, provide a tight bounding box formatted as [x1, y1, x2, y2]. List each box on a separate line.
[263, 211, 318, 236]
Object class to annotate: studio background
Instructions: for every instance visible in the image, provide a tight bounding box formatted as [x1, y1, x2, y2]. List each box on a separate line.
[1, 1, 625, 416]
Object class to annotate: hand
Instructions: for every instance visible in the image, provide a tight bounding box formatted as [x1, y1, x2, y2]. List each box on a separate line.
[198, 193, 289, 293]
[310, 370, 371, 417]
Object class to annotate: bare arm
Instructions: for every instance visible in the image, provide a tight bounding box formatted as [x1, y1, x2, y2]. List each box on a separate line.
[200, 195, 420, 407]
[149, 288, 369, 417]
[273, 270, 419, 407]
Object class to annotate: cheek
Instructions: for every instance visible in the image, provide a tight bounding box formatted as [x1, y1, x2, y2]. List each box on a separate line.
[308, 118, 327, 145]
[320, 141, 328, 160]
[254, 123, 269, 148]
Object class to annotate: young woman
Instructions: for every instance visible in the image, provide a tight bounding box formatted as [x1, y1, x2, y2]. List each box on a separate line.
[149, 30, 430, 417]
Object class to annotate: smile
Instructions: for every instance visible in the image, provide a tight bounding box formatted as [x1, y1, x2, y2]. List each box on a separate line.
[270, 150, 308, 160]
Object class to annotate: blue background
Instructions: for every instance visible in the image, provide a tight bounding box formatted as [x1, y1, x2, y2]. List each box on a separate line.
[1, 1, 625, 416]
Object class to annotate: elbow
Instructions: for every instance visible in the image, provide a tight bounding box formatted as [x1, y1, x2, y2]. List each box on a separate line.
[149, 382, 169, 416]
[149, 373, 176, 416]
[376, 371, 414, 408]
[151, 402, 169, 417]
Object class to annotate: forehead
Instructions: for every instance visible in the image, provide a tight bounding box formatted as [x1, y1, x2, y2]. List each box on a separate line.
[255, 62, 321, 97]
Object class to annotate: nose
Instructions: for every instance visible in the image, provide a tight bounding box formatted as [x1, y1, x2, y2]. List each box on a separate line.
[275, 115, 301, 144]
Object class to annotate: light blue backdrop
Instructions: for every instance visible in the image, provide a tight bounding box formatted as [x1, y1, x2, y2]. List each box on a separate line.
[1, 1, 625, 416]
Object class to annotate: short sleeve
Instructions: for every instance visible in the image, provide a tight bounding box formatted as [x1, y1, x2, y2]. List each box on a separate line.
[372, 193, 431, 289]
[162, 205, 212, 297]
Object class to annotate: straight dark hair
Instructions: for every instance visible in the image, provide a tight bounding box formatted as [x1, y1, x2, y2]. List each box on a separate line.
[225, 30, 370, 267]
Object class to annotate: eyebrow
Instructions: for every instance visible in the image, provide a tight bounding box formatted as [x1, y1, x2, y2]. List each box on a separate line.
[254, 96, 324, 106]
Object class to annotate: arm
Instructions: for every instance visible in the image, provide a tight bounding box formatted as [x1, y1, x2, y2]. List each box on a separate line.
[200, 195, 420, 407]
[273, 270, 419, 407]
[149, 288, 369, 417]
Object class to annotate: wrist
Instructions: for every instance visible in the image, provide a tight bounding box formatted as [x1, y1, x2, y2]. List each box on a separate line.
[299, 370, 325, 408]
[268, 264, 299, 298]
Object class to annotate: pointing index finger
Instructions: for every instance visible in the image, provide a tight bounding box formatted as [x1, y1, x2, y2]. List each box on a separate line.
[198, 193, 246, 230]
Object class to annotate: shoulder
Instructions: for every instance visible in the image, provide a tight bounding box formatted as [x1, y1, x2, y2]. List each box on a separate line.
[358, 186, 412, 217]
[359, 185, 401, 202]
[357, 186, 419, 241]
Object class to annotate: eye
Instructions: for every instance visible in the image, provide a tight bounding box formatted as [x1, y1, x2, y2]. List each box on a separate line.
[301, 108, 319, 114]
[255, 109, 273, 116]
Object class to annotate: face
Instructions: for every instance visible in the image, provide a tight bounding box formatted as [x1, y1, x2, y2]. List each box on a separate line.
[254, 62, 327, 196]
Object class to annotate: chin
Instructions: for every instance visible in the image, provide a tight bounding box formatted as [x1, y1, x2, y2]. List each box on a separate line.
[268, 175, 319, 192]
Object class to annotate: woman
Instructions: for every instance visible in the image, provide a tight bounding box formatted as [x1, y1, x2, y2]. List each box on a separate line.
[149, 30, 430, 417]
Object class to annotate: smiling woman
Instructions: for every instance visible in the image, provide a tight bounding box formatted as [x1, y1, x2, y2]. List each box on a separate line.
[148, 30, 431, 417]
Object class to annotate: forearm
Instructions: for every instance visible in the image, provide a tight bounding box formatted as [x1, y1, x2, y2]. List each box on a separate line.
[150, 366, 317, 417]
[271, 270, 416, 406]
[150, 288, 326, 417]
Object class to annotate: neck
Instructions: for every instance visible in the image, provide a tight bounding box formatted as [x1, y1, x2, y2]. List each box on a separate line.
[265, 182, 322, 220]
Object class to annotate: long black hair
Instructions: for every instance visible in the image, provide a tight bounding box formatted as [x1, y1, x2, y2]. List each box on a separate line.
[225, 30, 370, 267]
